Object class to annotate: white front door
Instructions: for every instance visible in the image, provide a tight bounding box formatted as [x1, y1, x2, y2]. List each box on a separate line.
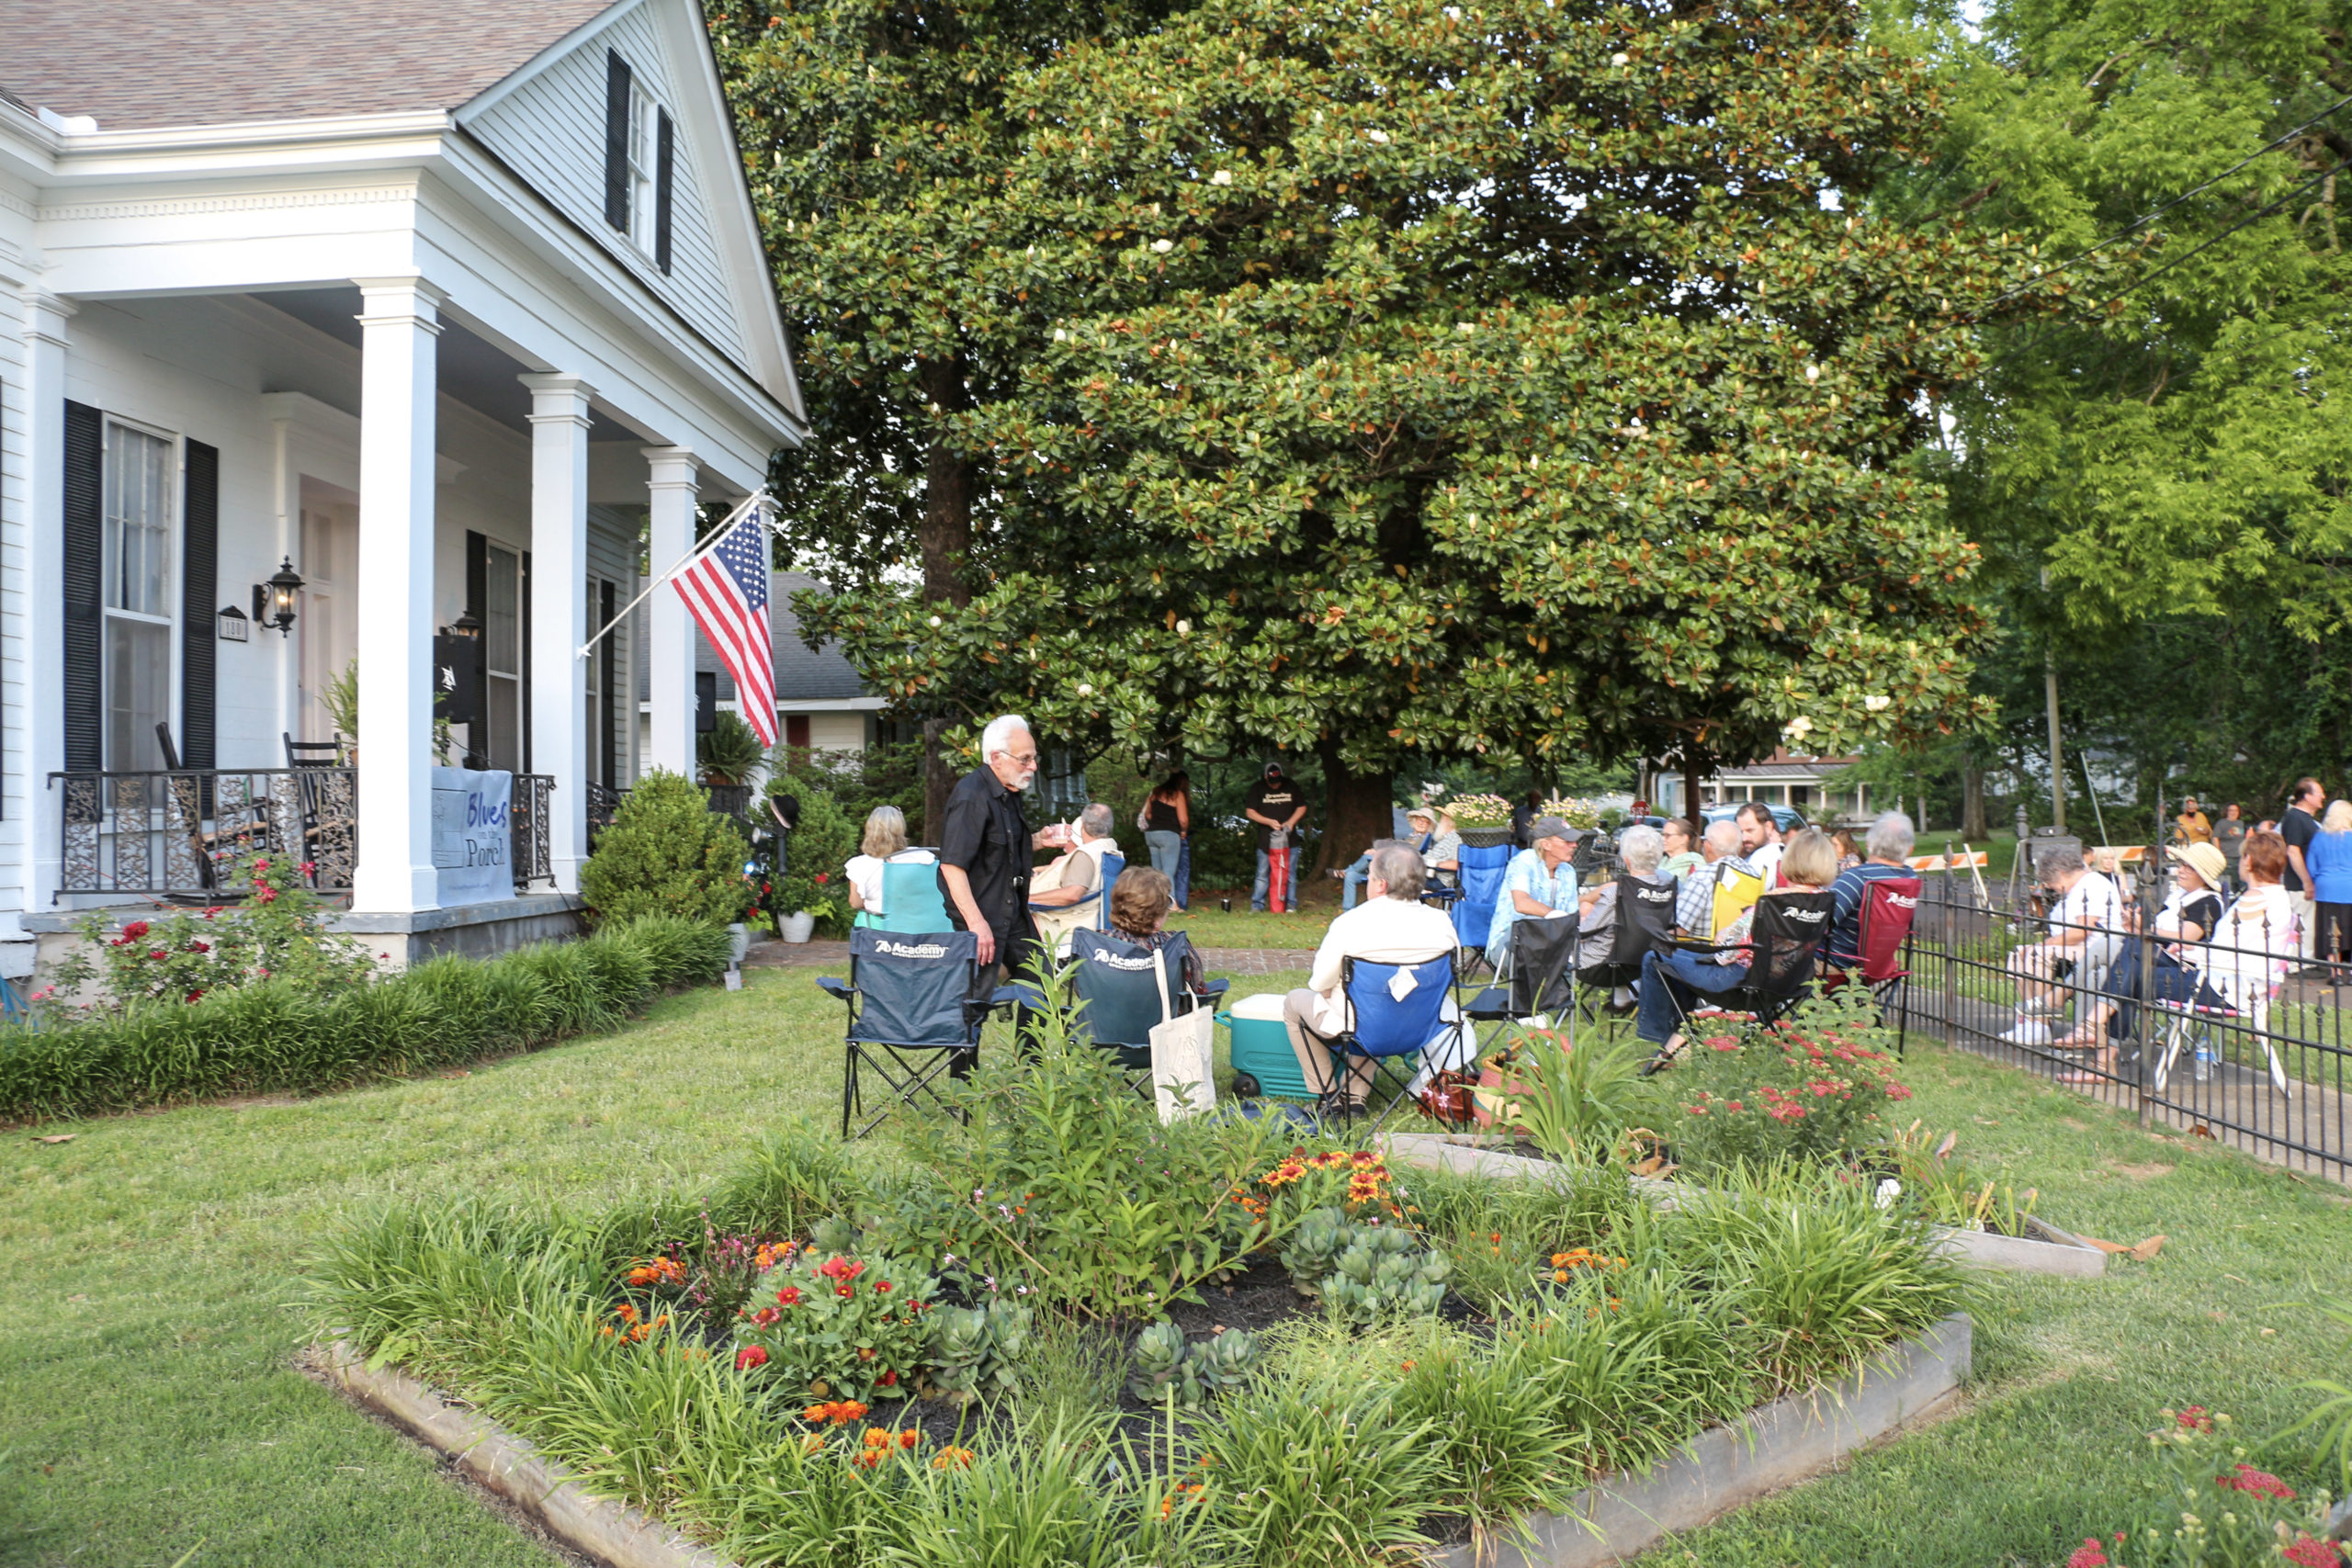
[298, 479, 359, 751]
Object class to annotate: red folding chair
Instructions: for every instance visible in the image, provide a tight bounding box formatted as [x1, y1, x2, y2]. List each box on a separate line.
[1822, 875, 1922, 1053]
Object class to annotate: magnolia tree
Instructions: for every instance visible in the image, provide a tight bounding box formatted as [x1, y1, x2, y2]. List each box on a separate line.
[775, 0, 2045, 856]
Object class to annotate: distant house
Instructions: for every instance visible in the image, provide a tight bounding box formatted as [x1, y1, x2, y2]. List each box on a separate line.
[636, 570, 883, 757]
[1640, 750, 1876, 823]
[1, 0, 806, 965]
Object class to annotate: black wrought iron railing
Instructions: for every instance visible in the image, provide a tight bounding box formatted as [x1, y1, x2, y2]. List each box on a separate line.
[47, 768, 560, 902]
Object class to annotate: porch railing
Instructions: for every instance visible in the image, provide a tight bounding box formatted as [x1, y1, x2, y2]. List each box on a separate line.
[47, 768, 559, 903]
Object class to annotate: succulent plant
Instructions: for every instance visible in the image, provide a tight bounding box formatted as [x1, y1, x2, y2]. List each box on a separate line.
[926, 1298, 1035, 1401]
[1281, 1209, 1450, 1324]
[1279, 1207, 1353, 1298]
[810, 1214, 858, 1256]
[1192, 1327, 1261, 1392]
[1127, 1322, 1259, 1410]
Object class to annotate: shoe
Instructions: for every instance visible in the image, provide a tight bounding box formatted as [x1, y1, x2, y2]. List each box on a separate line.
[1998, 1019, 2052, 1045]
[1604, 997, 1637, 1018]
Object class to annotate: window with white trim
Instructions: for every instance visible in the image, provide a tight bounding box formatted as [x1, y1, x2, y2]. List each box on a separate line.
[102, 421, 176, 772]
[627, 80, 661, 256]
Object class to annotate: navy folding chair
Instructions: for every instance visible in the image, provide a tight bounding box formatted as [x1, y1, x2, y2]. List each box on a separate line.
[1463, 913, 1579, 1052]
[1330, 952, 1456, 1130]
[1645, 891, 1836, 1073]
[1576, 872, 1679, 1025]
[1020, 928, 1230, 1095]
[820, 927, 1012, 1138]
[1453, 841, 1511, 973]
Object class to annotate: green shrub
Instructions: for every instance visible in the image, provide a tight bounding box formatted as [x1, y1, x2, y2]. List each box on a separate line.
[0, 917, 730, 1122]
[765, 773, 859, 937]
[1651, 1000, 1917, 1176]
[696, 710, 766, 786]
[711, 1122, 867, 1238]
[578, 769, 755, 926]
[1193, 1373, 1442, 1568]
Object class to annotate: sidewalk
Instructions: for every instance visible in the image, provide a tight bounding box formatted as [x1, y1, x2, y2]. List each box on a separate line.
[742, 938, 1317, 974]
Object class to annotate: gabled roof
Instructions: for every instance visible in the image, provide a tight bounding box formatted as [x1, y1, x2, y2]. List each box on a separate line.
[635, 572, 874, 707]
[0, 0, 616, 130]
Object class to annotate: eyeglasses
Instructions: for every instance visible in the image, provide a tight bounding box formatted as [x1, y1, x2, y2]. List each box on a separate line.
[1005, 750, 1038, 764]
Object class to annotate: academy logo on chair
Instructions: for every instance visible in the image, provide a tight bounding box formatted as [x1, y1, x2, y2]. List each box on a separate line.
[875, 941, 952, 959]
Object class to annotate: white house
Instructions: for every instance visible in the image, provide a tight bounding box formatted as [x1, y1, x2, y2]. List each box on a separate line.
[0, 0, 805, 966]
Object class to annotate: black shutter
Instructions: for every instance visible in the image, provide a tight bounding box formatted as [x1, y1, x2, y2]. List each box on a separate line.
[695, 671, 717, 733]
[465, 530, 488, 766]
[654, 109, 675, 273]
[180, 439, 218, 772]
[599, 580, 617, 786]
[604, 51, 633, 231]
[62, 400, 104, 773]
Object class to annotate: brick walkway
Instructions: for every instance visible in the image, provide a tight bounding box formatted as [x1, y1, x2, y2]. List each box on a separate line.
[742, 938, 1314, 974]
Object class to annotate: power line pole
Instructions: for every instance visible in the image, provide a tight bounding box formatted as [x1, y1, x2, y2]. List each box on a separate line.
[2041, 567, 2065, 832]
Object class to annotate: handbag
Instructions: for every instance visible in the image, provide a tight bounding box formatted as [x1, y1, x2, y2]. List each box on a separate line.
[1146, 948, 1217, 1123]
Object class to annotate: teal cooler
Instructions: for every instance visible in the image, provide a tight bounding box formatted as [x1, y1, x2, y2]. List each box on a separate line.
[1221, 992, 1314, 1099]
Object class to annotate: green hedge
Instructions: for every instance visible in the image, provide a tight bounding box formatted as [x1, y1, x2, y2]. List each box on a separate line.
[0, 916, 734, 1123]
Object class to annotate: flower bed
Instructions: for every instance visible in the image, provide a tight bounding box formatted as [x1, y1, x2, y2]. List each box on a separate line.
[0, 914, 734, 1122]
[306, 980, 1974, 1567]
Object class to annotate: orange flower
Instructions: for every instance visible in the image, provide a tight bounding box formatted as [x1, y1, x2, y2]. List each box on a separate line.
[616, 1303, 640, 1324]
[1553, 1269, 1569, 1283]
[801, 1403, 833, 1424]
[932, 1446, 975, 1471]
[832, 1401, 868, 1424]
[853, 1450, 884, 1469]
[863, 1428, 893, 1450]
[898, 1428, 921, 1450]
[800, 1432, 826, 1454]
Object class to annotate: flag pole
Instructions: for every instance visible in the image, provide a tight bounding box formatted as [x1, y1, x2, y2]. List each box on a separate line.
[576, 491, 774, 660]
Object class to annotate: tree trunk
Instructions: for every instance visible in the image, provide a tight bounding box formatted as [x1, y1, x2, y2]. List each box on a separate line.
[919, 355, 973, 838]
[1316, 740, 1394, 875]
[1682, 751, 1707, 837]
[1962, 760, 1988, 840]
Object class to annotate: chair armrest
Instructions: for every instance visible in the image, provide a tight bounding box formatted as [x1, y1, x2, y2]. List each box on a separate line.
[1197, 978, 1231, 1000]
[1005, 983, 1047, 1010]
[985, 985, 1024, 1010]
[815, 976, 855, 1002]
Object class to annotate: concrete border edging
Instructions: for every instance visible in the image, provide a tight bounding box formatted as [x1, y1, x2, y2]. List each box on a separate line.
[321, 1340, 726, 1568]
[1383, 1133, 2106, 1279]
[1437, 1315, 1972, 1568]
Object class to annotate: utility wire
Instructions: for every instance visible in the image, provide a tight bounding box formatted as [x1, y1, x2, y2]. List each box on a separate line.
[2069, 153, 2349, 317]
[1977, 92, 2352, 308]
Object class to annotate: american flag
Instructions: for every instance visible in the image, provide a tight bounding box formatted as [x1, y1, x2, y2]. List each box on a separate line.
[674, 502, 777, 747]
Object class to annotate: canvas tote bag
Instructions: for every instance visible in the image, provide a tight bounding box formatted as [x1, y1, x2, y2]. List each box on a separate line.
[1146, 950, 1217, 1123]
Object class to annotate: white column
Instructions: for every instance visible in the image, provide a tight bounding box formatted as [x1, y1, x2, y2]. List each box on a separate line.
[644, 446, 698, 777]
[17, 292, 74, 922]
[351, 278, 444, 914]
[522, 373, 594, 895]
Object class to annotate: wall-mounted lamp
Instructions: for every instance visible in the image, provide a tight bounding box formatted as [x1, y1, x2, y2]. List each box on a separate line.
[252, 557, 304, 637]
[449, 608, 482, 640]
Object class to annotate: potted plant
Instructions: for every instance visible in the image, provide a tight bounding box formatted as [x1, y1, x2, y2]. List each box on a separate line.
[1448, 792, 1515, 847]
[1539, 795, 1604, 831]
[697, 712, 766, 787]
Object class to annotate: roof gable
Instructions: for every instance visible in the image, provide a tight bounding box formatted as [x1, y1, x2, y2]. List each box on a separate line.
[0, 0, 613, 130]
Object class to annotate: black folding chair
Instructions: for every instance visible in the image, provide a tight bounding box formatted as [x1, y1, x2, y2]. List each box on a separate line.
[1575, 872, 1679, 1025]
[1645, 891, 1836, 1072]
[820, 928, 1015, 1138]
[1012, 929, 1229, 1097]
[1462, 913, 1578, 1053]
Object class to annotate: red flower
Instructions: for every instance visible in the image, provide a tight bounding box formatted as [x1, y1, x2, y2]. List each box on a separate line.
[877, 1370, 899, 1388]
[2283, 1537, 2344, 1567]
[752, 1307, 781, 1326]
[122, 920, 150, 941]
[186, 989, 204, 1002]
[2176, 1406, 2214, 1432]
[300, 860, 316, 876]
[148, 949, 167, 961]
[2216, 1464, 2294, 1499]
[1705, 1035, 1739, 1052]
[875, 1280, 893, 1293]
[817, 1257, 865, 1283]
[815, 872, 831, 884]
[735, 1345, 768, 1372]
[835, 1284, 854, 1299]
[2064, 1540, 2109, 1568]
[776, 1286, 803, 1306]
[188, 941, 209, 954]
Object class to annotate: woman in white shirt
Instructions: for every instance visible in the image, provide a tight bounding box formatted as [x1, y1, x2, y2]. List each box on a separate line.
[844, 806, 936, 925]
[2199, 829, 2299, 1019]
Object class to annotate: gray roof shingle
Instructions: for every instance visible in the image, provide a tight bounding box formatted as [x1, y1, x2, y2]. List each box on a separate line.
[634, 571, 874, 707]
[0, 0, 614, 130]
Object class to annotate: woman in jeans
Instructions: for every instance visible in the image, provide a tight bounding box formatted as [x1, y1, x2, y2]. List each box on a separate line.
[2213, 803, 2247, 892]
[1141, 771, 1191, 907]
[1636, 828, 1840, 1060]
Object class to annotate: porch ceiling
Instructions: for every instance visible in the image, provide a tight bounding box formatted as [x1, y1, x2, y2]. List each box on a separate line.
[251, 287, 656, 446]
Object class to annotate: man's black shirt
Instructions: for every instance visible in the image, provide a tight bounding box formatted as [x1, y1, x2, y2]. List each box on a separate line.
[1244, 777, 1302, 852]
[2284, 805, 2320, 894]
[938, 764, 1035, 947]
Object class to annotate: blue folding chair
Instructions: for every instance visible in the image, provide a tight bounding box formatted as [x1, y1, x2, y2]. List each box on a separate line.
[854, 856, 952, 932]
[1453, 841, 1511, 971]
[1016, 929, 1230, 1096]
[1329, 952, 1456, 1129]
[820, 927, 1013, 1137]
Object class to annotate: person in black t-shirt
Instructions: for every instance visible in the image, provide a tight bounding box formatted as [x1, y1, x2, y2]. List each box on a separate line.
[2281, 776, 2325, 968]
[937, 715, 1065, 993]
[1244, 761, 1307, 911]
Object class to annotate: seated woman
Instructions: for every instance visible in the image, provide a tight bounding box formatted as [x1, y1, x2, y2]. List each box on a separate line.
[1342, 805, 1459, 910]
[1107, 864, 1210, 994]
[842, 805, 936, 926]
[1634, 827, 1839, 1060]
[2052, 841, 2226, 1081]
[1576, 824, 1666, 1012]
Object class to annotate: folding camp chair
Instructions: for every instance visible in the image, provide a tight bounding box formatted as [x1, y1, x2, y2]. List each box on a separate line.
[854, 857, 951, 931]
[1017, 929, 1230, 1097]
[1820, 876, 1923, 1052]
[1329, 952, 1457, 1131]
[2149, 949, 2294, 1098]
[820, 928, 1015, 1138]
[1453, 841, 1511, 976]
[1647, 891, 1836, 1072]
[1574, 871, 1679, 1026]
[1710, 861, 1766, 938]
[1033, 851, 1125, 959]
[1463, 913, 1577, 1053]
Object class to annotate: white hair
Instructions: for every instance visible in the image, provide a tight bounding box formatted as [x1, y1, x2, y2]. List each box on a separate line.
[1617, 824, 1665, 874]
[1865, 810, 1916, 861]
[980, 714, 1031, 760]
[1079, 802, 1115, 839]
[1703, 819, 1743, 856]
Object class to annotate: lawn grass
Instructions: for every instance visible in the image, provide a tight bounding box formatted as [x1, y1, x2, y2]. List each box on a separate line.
[4, 960, 2346, 1568]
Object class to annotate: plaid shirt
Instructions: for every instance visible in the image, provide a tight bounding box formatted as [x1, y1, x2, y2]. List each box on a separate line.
[1675, 854, 1755, 938]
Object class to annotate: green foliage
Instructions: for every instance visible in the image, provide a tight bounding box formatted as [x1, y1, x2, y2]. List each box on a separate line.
[0, 917, 731, 1122]
[1127, 1322, 1261, 1409]
[1500, 1030, 1644, 1163]
[1655, 1003, 1918, 1176]
[2281, 1298, 2352, 1494]
[577, 770, 754, 926]
[697, 711, 768, 786]
[776, 0, 2035, 790]
[712, 1122, 870, 1239]
[734, 1247, 941, 1403]
[766, 773, 860, 935]
[2072, 1406, 2342, 1568]
[926, 1298, 1035, 1403]
[1191, 1373, 1442, 1568]
[45, 853, 373, 1015]
[1408, 1152, 1646, 1314]
[1278, 1208, 1449, 1323]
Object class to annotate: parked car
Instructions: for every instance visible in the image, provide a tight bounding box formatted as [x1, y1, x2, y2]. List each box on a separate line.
[1702, 802, 1810, 833]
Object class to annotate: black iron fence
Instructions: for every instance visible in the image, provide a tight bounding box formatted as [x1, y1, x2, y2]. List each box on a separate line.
[48, 769, 558, 903]
[1899, 848, 2349, 1180]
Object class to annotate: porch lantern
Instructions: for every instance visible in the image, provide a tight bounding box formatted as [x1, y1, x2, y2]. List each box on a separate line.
[254, 557, 304, 637]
